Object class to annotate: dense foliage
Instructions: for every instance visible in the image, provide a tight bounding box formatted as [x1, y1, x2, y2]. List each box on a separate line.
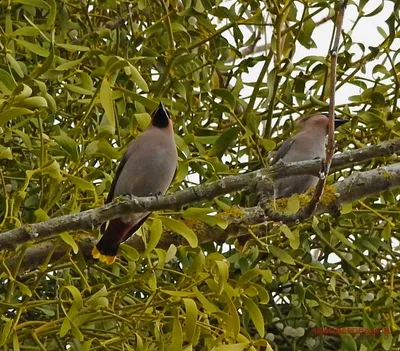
[0, 0, 399, 350]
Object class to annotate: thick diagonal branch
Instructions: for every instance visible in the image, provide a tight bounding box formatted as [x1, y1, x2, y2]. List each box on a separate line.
[7, 162, 400, 272]
[0, 138, 398, 251]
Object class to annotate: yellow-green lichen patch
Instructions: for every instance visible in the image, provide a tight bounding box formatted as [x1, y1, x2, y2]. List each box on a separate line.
[217, 206, 245, 220]
[382, 170, 393, 179]
[184, 218, 207, 233]
[24, 224, 34, 234]
[274, 198, 289, 212]
[266, 185, 338, 213]
[320, 185, 338, 206]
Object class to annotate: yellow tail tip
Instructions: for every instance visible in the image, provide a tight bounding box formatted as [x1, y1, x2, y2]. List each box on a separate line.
[91, 247, 116, 265]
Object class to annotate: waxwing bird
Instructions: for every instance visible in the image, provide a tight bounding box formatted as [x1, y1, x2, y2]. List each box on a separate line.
[271, 113, 347, 199]
[92, 102, 178, 264]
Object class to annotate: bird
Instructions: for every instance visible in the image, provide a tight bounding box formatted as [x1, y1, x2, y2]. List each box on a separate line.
[271, 113, 347, 198]
[92, 102, 178, 264]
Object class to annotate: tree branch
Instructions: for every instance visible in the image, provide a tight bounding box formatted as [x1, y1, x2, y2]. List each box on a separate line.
[0, 138, 399, 252]
[7, 161, 400, 273]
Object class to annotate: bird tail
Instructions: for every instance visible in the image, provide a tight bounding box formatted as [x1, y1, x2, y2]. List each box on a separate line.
[91, 247, 116, 265]
[92, 218, 131, 265]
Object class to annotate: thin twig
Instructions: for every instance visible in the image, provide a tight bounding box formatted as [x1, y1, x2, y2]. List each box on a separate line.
[262, 0, 348, 223]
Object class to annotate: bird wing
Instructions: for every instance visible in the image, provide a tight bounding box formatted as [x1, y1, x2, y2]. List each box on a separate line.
[123, 212, 152, 242]
[271, 138, 295, 165]
[105, 148, 133, 204]
[100, 150, 131, 234]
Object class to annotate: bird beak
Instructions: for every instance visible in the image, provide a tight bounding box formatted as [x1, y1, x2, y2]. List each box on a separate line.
[334, 118, 348, 128]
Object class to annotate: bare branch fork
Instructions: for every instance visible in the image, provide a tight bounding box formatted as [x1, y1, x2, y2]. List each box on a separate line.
[0, 138, 399, 252]
[262, 0, 348, 223]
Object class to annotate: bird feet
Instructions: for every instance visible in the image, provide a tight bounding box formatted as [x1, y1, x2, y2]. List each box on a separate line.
[150, 191, 162, 199]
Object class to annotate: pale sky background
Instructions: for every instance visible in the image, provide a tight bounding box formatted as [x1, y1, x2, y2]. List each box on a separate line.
[220, 0, 398, 109]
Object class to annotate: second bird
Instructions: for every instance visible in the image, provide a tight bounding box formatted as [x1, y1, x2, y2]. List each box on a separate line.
[271, 113, 347, 198]
[92, 102, 178, 264]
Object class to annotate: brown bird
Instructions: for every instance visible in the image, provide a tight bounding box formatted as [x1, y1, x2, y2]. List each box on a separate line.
[92, 102, 178, 264]
[271, 113, 347, 198]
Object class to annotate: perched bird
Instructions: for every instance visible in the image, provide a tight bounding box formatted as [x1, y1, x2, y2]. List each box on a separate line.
[92, 102, 178, 264]
[271, 113, 347, 198]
